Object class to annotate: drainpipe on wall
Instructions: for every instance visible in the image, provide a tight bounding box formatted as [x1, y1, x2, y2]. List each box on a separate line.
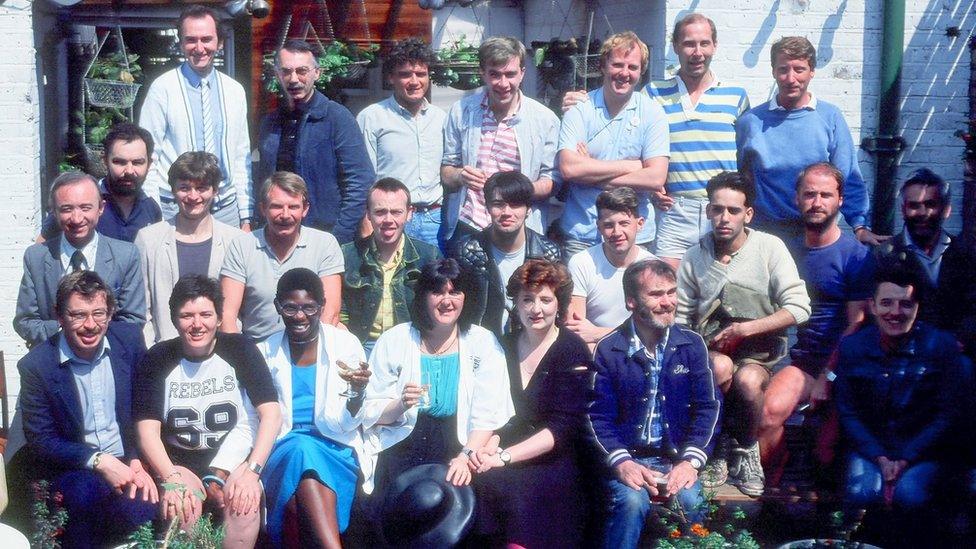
[860, 0, 906, 235]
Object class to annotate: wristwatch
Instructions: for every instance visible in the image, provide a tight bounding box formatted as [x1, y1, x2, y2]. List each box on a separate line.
[247, 461, 264, 475]
[92, 451, 105, 469]
[499, 449, 512, 466]
[825, 370, 837, 382]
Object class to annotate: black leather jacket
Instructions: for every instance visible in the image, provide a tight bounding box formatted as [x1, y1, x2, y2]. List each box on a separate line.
[455, 228, 561, 337]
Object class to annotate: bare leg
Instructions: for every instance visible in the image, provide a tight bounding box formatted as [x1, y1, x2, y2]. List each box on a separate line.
[759, 365, 814, 484]
[709, 351, 734, 394]
[728, 363, 769, 446]
[221, 501, 261, 549]
[296, 477, 343, 549]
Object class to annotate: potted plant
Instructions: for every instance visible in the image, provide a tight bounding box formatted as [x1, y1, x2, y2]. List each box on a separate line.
[30, 480, 68, 549]
[118, 482, 224, 549]
[262, 40, 379, 95]
[431, 35, 482, 90]
[651, 492, 760, 549]
[84, 28, 144, 110]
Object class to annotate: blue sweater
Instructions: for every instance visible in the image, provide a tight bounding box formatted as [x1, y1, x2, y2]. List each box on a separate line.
[735, 100, 869, 229]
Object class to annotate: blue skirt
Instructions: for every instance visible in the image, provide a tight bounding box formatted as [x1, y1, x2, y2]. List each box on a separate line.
[263, 429, 359, 545]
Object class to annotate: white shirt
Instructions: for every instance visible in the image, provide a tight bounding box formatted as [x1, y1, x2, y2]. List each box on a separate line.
[490, 244, 526, 328]
[568, 244, 655, 327]
[60, 232, 100, 272]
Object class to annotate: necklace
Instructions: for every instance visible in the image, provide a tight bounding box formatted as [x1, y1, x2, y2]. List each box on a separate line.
[421, 329, 459, 355]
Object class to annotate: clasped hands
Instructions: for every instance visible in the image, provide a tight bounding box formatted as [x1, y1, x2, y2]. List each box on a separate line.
[614, 459, 699, 498]
[444, 435, 507, 487]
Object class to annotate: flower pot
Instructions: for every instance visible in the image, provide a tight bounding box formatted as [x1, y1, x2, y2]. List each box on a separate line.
[776, 540, 883, 549]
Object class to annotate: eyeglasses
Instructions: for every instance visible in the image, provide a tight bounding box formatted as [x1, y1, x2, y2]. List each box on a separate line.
[277, 66, 317, 77]
[65, 309, 109, 325]
[279, 303, 322, 318]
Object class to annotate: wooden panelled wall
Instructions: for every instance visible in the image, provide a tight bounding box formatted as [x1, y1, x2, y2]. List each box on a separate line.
[251, 0, 432, 111]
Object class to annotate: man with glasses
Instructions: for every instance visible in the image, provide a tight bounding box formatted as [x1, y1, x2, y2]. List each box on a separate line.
[15, 172, 146, 347]
[254, 39, 374, 244]
[8, 271, 157, 547]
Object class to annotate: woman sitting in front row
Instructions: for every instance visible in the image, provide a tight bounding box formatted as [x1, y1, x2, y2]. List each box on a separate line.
[471, 259, 595, 548]
[361, 258, 514, 498]
[258, 268, 370, 548]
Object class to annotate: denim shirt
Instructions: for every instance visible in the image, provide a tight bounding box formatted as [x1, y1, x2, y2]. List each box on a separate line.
[628, 321, 669, 447]
[441, 90, 560, 239]
[340, 235, 442, 342]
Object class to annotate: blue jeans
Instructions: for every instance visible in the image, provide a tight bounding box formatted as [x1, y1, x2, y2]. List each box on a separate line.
[844, 454, 939, 512]
[52, 468, 157, 548]
[405, 207, 442, 251]
[603, 457, 705, 549]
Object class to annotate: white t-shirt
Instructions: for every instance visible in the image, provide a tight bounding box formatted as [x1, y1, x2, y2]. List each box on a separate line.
[490, 244, 526, 328]
[569, 244, 655, 327]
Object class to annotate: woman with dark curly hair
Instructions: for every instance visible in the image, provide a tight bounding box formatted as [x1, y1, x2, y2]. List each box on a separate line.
[471, 259, 595, 548]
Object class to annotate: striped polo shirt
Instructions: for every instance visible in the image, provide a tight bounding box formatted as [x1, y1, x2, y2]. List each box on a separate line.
[645, 75, 749, 198]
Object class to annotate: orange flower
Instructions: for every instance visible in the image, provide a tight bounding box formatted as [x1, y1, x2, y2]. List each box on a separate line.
[669, 529, 682, 539]
[690, 523, 710, 537]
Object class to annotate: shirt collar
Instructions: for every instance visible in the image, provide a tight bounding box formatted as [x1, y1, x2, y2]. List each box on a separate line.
[627, 318, 669, 359]
[389, 95, 429, 117]
[98, 178, 148, 203]
[770, 91, 818, 111]
[675, 71, 721, 96]
[480, 90, 522, 123]
[61, 231, 100, 269]
[180, 62, 215, 88]
[593, 87, 640, 118]
[58, 331, 111, 367]
[258, 227, 307, 250]
[903, 229, 951, 256]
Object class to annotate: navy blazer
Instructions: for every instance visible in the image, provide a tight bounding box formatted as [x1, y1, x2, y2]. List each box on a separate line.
[588, 321, 721, 470]
[254, 90, 374, 244]
[16, 322, 146, 470]
[14, 234, 146, 347]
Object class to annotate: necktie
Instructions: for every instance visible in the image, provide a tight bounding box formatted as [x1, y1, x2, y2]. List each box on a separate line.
[201, 79, 216, 155]
[70, 250, 85, 272]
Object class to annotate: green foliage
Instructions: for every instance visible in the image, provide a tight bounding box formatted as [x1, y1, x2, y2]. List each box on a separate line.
[262, 41, 379, 94]
[87, 51, 143, 83]
[30, 480, 68, 549]
[653, 496, 758, 549]
[431, 35, 482, 89]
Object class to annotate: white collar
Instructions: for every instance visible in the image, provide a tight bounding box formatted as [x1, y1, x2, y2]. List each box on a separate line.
[60, 231, 100, 272]
[770, 91, 818, 111]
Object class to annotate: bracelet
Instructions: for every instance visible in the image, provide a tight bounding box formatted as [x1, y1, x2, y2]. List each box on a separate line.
[461, 448, 474, 459]
[201, 474, 225, 488]
[160, 470, 182, 482]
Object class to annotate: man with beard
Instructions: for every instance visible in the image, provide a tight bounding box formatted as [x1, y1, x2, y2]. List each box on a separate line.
[15, 172, 146, 347]
[139, 5, 253, 229]
[455, 171, 560, 338]
[757, 163, 876, 485]
[588, 259, 720, 548]
[40, 123, 160, 243]
[220, 171, 344, 342]
[875, 168, 976, 358]
[441, 36, 559, 251]
[341, 178, 441, 352]
[558, 32, 669, 260]
[676, 171, 810, 497]
[254, 39, 373, 244]
[357, 39, 446, 249]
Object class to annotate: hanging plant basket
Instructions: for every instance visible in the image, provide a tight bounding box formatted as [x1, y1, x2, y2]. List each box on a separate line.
[432, 35, 482, 90]
[571, 53, 601, 80]
[84, 79, 142, 109]
[83, 28, 143, 109]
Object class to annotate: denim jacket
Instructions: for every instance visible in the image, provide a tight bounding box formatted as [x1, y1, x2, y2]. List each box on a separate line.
[340, 236, 441, 342]
[441, 90, 560, 240]
[834, 322, 968, 464]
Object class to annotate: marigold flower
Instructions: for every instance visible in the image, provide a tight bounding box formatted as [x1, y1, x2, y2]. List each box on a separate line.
[690, 523, 710, 537]
[670, 529, 681, 538]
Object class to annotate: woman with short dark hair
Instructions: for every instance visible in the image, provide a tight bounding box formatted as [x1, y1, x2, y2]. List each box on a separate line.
[361, 258, 514, 500]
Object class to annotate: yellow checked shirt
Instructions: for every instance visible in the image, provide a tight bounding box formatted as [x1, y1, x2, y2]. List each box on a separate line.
[368, 238, 405, 340]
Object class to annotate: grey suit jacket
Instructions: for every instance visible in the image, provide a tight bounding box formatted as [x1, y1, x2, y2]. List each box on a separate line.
[14, 235, 146, 347]
[135, 218, 243, 343]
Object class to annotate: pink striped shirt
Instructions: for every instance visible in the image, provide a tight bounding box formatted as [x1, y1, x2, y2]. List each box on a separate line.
[459, 95, 522, 229]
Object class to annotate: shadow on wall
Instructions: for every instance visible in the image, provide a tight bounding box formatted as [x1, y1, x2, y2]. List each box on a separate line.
[863, 0, 975, 233]
[817, 0, 848, 67]
[743, 0, 780, 68]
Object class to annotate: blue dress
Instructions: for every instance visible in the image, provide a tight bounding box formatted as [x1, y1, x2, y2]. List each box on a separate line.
[263, 363, 359, 545]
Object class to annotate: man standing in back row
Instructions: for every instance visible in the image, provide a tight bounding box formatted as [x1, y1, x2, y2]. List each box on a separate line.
[140, 4, 253, 229]
[736, 36, 885, 245]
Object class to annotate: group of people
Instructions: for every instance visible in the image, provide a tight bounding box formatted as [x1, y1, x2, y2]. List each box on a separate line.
[4, 4, 975, 549]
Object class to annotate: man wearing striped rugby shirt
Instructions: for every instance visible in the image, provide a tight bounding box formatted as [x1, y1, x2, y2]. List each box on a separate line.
[646, 13, 750, 269]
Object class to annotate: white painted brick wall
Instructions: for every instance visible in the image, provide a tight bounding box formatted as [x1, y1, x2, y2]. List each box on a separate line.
[0, 2, 41, 429]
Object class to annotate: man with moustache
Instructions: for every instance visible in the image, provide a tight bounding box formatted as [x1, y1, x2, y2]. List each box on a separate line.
[220, 172, 344, 342]
[735, 36, 885, 245]
[255, 39, 374, 244]
[588, 259, 720, 548]
[757, 163, 876, 485]
[15, 172, 146, 347]
[357, 39, 446, 248]
[834, 266, 967, 545]
[676, 172, 809, 497]
[7, 271, 157, 547]
[341, 178, 441, 352]
[441, 36, 559, 251]
[455, 171, 560, 338]
[140, 5, 253, 229]
[558, 32, 669, 261]
[40, 124, 160, 243]
[875, 168, 976, 358]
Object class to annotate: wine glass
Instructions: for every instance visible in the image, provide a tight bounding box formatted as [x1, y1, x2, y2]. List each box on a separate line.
[336, 360, 365, 398]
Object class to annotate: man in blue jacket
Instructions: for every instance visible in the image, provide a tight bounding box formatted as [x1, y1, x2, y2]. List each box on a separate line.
[255, 39, 374, 243]
[588, 259, 721, 548]
[7, 271, 157, 547]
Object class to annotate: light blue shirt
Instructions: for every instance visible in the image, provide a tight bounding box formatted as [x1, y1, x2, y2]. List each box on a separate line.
[179, 63, 230, 207]
[357, 96, 447, 206]
[59, 231, 99, 273]
[558, 88, 669, 244]
[58, 334, 124, 460]
[627, 320, 669, 447]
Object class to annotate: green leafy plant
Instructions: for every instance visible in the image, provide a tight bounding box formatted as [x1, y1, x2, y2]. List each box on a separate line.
[653, 492, 759, 549]
[87, 51, 143, 83]
[126, 482, 224, 549]
[262, 41, 379, 94]
[431, 35, 482, 90]
[30, 480, 69, 549]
